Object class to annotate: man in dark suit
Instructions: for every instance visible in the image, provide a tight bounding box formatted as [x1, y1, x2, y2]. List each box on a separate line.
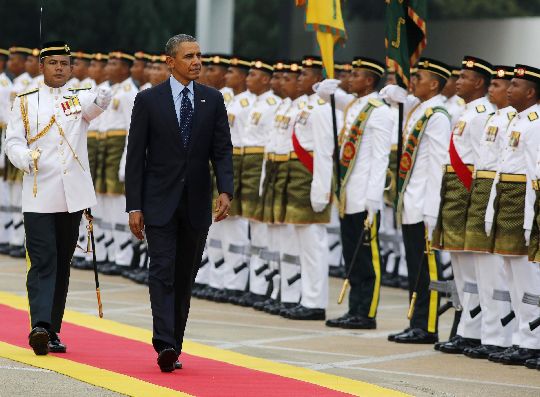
[125, 34, 233, 372]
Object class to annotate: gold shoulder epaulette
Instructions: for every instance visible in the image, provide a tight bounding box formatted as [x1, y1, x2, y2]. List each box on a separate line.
[368, 98, 383, 107]
[17, 88, 38, 97]
[425, 107, 434, 117]
[223, 92, 232, 102]
[508, 111, 517, 120]
[317, 98, 326, 105]
[240, 98, 249, 107]
[476, 104, 486, 113]
[68, 86, 92, 92]
[528, 111, 538, 122]
[267, 97, 277, 105]
[0, 78, 8, 87]
[298, 101, 306, 109]
[458, 98, 466, 106]
[123, 83, 132, 92]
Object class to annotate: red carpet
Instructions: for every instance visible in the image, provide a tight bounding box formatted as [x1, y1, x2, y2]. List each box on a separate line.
[0, 303, 355, 396]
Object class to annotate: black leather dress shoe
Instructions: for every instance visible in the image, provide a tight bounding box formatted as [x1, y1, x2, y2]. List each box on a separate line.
[283, 305, 325, 320]
[388, 328, 410, 342]
[488, 345, 518, 363]
[326, 313, 376, 329]
[464, 344, 505, 359]
[434, 335, 461, 351]
[157, 348, 178, 372]
[99, 263, 123, 276]
[226, 290, 246, 305]
[524, 357, 540, 369]
[394, 328, 438, 344]
[265, 301, 288, 315]
[439, 336, 480, 354]
[198, 286, 218, 300]
[9, 246, 26, 258]
[500, 348, 540, 365]
[174, 360, 182, 370]
[29, 327, 50, 356]
[237, 292, 266, 307]
[328, 266, 346, 278]
[211, 289, 230, 303]
[278, 302, 300, 317]
[253, 298, 274, 311]
[48, 331, 67, 353]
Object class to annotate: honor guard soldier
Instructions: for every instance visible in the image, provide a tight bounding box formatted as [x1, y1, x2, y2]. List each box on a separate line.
[443, 66, 466, 128]
[4, 41, 111, 355]
[25, 48, 43, 88]
[381, 58, 452, 342]
[433, 56, 494, 352]
[278, 55, 333, 321]
[236, 59, 281, 306]
[6, 47, 35, 258]
[72, 53, 111, 271]
[149, 54, 171, 87]
[203, 55, 254, 302]
[97, 51, 137, 275]
[317, 57, 394, 328]
[0, 48, 12, 253]
[132, 51, 153, 90]
[485, 64, 540, 366]
[193, 54, 232, 296]
[461, 66, 516, 359]
[254, 61, 306, 315]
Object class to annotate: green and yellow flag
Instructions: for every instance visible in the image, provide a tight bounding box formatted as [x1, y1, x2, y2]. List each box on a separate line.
[385, 0, 427, 88]
[296, 0, 347, 78]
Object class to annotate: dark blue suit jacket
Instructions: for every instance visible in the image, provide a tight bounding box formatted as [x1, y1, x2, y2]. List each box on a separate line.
[125, 80, 233, 229]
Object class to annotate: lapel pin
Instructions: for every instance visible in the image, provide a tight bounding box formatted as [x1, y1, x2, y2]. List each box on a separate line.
[201, 99, 206, 103]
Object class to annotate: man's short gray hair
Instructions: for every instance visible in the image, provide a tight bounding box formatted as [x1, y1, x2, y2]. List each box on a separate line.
[165, 34, 197, 57]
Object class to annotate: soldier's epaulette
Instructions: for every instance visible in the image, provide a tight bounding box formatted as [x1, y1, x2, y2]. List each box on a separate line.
[68, 86, 91, 92]
[425, 107, 434, 117]
[368, 98, 384, 108]
[240, 98, 249, 107]
[528, 111, 538, 122]
[317, 98, 326, 105]
[458, 98, 466, 106]
[508, 111, 516, 120]
[267, 96, 277, 106]
[223, 92, 232, 103]
[123, 83, 132, 92]
[298, 101, 306, 109]
[17, 88, 38, 97]
[475, 104, 486, 113]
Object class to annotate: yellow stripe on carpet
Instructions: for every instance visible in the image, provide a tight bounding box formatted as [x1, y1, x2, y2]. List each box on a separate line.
[0, 291, 409, 397]
[0, 341, 191, 397]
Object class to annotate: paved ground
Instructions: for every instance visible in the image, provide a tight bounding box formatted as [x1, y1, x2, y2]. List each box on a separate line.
[0, 254, 538, 397]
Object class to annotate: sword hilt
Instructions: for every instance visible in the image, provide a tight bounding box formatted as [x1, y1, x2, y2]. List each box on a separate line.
[408, 292, 417, 320]
[96, 287, 103, 318]
[337, 279, 350, 304]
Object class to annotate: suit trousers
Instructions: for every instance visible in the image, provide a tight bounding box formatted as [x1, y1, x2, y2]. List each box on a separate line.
[24, 211, 82, 333]
[145, 192, 207, 354]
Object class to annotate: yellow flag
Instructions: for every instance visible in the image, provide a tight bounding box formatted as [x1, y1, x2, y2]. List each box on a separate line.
[296, 0, 347, 78]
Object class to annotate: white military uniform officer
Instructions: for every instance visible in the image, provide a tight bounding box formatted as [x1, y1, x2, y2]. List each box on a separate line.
[0, 59, 13, 248]
[4, 42, 111, 356]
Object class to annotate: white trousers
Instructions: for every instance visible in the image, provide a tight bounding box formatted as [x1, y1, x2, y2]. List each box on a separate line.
[295, 224, 329, 309]
[503, 256, 540, 349]
[279, 224, 302, 304]
[221, 216, 250, 291]
[249, 220, 272, 296]
[207, 221, 226, 289]
[9, 182, 24, 247]
[474, 253, 514, 347]
[452, 251, 482, 339]
[0, 179, 11, 244]
[327, 206, 343, 268]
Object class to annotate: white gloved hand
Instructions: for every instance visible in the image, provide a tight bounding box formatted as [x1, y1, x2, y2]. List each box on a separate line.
[366, 199, 379, 226]
[118, 166, 125, 183]
[424, 215, 437, 241]
[313, 79, 341, 102]
[485, 221, 493, 237]
[379, 84, 408, 105]
[95, 86, 112, 109]
[311, 201, 328, 213]
[525, 229, 531, 246]
[26, 148, 41, 173]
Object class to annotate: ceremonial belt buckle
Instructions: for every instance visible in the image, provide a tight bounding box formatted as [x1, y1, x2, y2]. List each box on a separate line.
[243, 146, 265, 155]
[499, 173, 527, 183]
[232, 147, 244, 156]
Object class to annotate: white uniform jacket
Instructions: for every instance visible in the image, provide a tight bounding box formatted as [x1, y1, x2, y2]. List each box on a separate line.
[5, 84, 105, 213]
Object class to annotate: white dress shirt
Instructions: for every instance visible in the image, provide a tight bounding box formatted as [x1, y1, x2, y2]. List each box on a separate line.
[475, 106, 515, 171]
[241, 90, 281, 148]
